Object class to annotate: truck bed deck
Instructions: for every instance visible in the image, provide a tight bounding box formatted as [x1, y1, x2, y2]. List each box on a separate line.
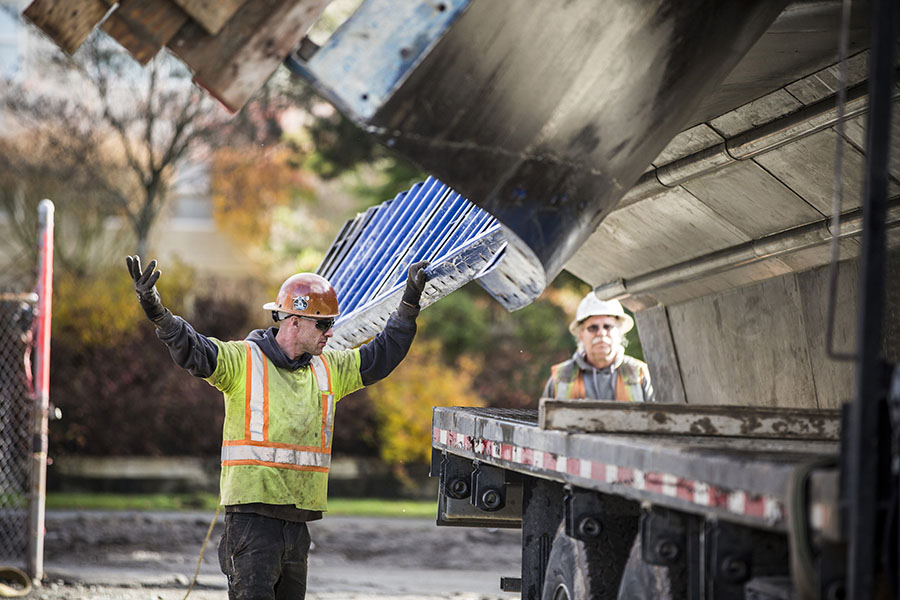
[432, 407, 840, 535]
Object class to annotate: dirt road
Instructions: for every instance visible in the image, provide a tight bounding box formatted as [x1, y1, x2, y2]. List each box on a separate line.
[21, 510, 522, 599]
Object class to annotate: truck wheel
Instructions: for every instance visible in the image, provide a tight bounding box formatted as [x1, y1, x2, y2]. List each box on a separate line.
[542, 522, 631, 600]
[617, 535, 679, 600]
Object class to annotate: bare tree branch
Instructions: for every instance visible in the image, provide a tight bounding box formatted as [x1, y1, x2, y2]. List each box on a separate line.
[0, 31, 249, 260]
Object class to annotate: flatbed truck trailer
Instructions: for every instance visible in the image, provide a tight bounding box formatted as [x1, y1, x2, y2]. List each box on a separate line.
[430, 405, 844, 598]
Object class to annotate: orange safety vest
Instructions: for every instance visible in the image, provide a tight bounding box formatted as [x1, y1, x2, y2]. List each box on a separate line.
[549, 355, 649, 402]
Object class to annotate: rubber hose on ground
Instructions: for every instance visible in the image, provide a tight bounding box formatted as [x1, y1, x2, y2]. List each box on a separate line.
[0, 566, 32, 598]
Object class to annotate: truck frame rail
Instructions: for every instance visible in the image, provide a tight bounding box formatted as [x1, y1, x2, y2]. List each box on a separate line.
[431, 407, 840, 535]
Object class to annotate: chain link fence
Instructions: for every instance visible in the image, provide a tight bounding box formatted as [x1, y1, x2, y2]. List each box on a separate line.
[0, 292, 35, 567]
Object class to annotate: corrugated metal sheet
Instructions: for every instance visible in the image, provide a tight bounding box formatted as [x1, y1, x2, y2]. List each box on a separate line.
[318, 176, 543, 350]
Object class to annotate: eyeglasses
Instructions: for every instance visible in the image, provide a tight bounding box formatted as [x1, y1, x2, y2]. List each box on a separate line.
[299, 316, 335, 332]
[584, 323, 617, 334]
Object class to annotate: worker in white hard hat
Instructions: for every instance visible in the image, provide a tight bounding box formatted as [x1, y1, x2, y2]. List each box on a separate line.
[543, 291, 654, 402]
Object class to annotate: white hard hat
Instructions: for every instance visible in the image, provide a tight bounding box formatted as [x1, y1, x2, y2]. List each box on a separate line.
[568, 293, 634, 335]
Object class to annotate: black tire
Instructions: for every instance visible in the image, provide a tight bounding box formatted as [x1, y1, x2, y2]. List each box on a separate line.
[617, 535, 681, 600]
[541, 521, 636, 600]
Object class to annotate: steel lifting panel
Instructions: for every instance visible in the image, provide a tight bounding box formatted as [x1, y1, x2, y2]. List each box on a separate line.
[317, 176, 543, 349]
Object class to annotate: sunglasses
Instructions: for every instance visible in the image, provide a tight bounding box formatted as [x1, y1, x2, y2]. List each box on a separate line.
[298, 315, 335, 332]
[274, 311, 336, 332]
[585, 323, 617, 334]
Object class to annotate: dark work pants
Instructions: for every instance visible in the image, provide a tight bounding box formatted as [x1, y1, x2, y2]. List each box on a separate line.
[218, 512, 311, 600]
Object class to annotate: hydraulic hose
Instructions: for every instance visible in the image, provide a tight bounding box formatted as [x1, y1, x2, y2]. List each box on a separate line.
[787, 456, 838, 600]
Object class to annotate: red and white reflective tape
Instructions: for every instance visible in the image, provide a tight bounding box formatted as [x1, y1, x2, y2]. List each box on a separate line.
[433, 427, 783, 525]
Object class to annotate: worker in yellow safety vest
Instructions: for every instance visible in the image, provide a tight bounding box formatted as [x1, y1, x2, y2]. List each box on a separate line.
[544, 292, 654, 402]
[126, 255, 428, 600]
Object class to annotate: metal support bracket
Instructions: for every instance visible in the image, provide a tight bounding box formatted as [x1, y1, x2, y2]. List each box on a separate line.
[564, 485, 607, 543]
[709, 523, 755, 594]
[640, 507, 690, 567]
[434, 452, 522, 528]
[639, 507, 792, 599]
[707, 521, 790, 599]
[437, 450, 473, 501]
[472, 460, 507, 512]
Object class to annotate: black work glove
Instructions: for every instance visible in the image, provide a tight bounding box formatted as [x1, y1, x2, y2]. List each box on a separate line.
[397, 260, 429, 320]
[402, 261, 429, 306]
[125, 255, 167, 322]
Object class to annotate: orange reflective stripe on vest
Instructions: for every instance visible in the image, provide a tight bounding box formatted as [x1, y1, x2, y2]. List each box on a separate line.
[310, 356, 335, 448]
[616, 358, 645, 402]
[222, 342, 334, 472]
[616, 373, 634, 402]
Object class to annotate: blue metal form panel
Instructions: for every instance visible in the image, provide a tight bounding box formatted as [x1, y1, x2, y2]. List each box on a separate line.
[318, 176, 542, 350]
[284, 0, 472, 121]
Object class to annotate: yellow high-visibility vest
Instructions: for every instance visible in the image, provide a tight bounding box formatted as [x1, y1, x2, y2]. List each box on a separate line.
[206, 339, 362, 511]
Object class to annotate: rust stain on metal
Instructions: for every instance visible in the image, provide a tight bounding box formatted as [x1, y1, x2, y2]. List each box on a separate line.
[257, 36, 277, 58]
[586, 418, 608, 432]
[782, 417, 804, 433]
[689, 417, 718, 435]
[740, 415, 763, 434]
[539, 399, 840, 439]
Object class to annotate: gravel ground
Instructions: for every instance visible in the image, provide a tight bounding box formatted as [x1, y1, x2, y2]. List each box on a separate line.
[9, 510, 522, 600]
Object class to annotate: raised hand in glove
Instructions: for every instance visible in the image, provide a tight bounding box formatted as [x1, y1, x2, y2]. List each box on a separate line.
[125, 255, 167, 322]
[401, 260, 429, 311]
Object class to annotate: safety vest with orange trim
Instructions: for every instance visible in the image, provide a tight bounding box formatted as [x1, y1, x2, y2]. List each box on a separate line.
[205, 339, 363, 511]
[549, 354, 650, 402]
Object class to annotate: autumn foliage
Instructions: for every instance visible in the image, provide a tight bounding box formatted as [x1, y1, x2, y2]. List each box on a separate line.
[210, 146, 313, 248]
[365, 339, 483, 466]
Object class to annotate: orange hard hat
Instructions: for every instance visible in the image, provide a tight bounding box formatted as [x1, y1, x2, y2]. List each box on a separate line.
[262, 273, 339, 319]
